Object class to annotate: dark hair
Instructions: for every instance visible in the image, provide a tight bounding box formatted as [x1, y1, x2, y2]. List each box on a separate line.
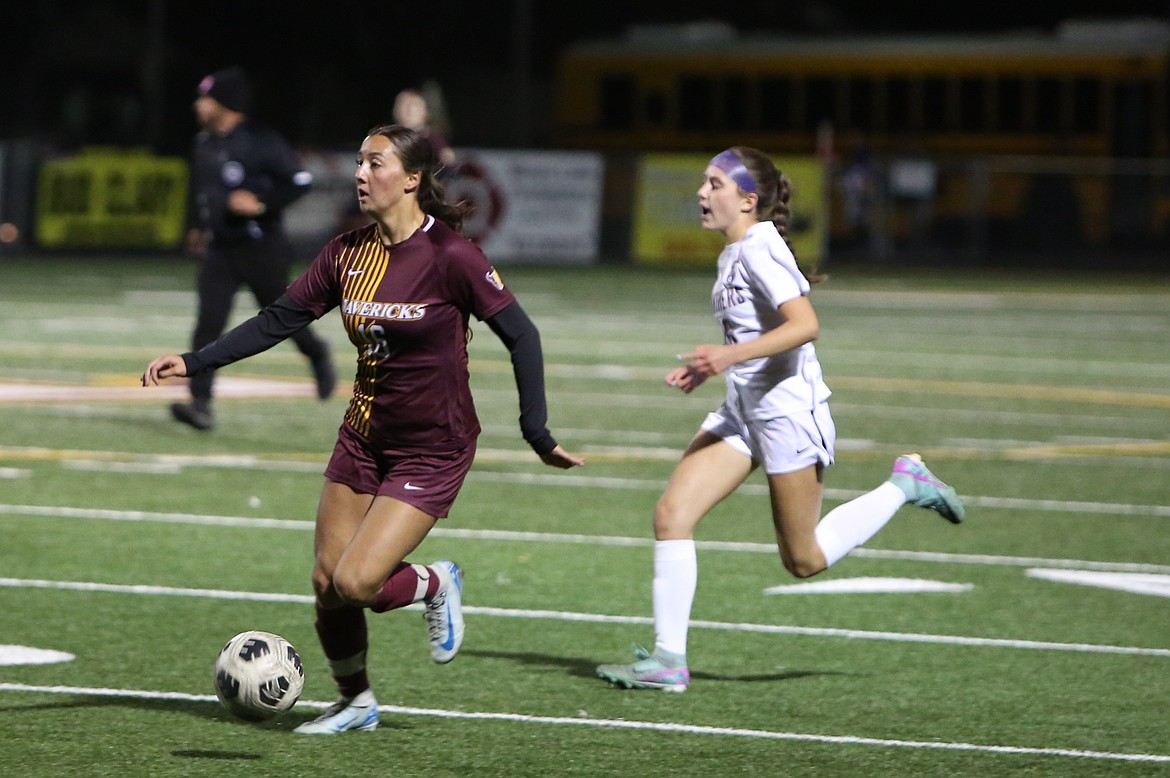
[725, 145, 825, 284]
[366, 124, 468, 230]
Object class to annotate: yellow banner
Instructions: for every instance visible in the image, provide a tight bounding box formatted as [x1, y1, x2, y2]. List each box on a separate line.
[632, 154, 824, 269]
[35, 149, 188, 249]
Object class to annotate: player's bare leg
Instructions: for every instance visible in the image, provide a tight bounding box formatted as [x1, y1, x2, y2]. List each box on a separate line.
[597, 433, 750, 692]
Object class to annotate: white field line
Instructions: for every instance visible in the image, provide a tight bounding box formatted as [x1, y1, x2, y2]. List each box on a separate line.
[0, 683, 1167, 765]
[2, 445, 1169, 518]
[467, 470, 1170, 518]
[0, 376, 319, 403]
[1, 577, 1168, 658]
[3, 502, 1170, 575]
[7, 373, 1170, 422]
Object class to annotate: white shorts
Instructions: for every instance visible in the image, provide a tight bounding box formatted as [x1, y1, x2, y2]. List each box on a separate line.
[700, 401, 836, 475]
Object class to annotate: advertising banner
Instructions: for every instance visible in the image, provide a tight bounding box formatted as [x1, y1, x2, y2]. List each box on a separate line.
[286, 148, 605, 265]
[283, 150, 360, 253]
[447, 149, 603, 264]
[35, 149, 188, 249]
[632, 154, 825, 269]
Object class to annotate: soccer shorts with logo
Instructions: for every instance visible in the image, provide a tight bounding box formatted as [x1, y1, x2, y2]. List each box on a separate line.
[324, 422, 476, 518]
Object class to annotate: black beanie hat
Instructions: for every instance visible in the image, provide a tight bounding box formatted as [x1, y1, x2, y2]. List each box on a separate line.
[197, 67, 251, 112]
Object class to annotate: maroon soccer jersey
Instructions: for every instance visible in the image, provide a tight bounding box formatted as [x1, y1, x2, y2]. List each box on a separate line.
[286, 216, 516, 453]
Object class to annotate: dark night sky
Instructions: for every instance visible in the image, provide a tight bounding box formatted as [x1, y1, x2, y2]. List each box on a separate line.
[4, 0, 1169, 153]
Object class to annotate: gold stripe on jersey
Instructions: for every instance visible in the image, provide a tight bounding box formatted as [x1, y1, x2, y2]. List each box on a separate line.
[336, 234, 390, 437]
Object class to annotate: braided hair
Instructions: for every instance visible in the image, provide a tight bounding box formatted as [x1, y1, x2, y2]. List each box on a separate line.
[724, 145, 825, 285]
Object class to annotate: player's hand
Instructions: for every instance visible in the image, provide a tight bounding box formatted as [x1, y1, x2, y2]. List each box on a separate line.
[228, 189, 266, 216]
[141, 355, 189, 387]
[678, 344, 735, 379]
[665, 365, 706, 394]
[540, 445, 584, 469]
[185, 227, 209, 256]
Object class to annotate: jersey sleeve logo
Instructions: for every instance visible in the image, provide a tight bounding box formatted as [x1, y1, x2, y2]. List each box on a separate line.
[485, 267, 505, 291]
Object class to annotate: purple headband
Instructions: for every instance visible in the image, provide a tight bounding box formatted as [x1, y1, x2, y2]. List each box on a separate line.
[709, 150, 756, 193]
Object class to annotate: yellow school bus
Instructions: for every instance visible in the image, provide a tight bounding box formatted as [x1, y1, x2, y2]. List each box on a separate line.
[553, 19, 1170, 246]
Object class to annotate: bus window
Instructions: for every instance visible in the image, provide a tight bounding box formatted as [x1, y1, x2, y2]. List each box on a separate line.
[923, 77, 948, 132]
[848, 76, 875, 131]
[645, 89, 667, 127]
[679, 76, 714, 131]
[725, 76, 749, 131]
[761, 77, 794, 130]
[887, 78, 913, 133]
[1036, 77, 1063, 133]
[1113, 81, 1154, 156]
[805, 76, 836, 132]
[997, 77, 1024, 131]
[600, 74, 635, 131]
[1073, 78, 1101, 133]
[958, 77, 986, 132]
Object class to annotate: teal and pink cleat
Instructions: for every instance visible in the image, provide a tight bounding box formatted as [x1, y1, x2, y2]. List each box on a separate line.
[597, 645, 690, 692]
[890, 453, 965, 524]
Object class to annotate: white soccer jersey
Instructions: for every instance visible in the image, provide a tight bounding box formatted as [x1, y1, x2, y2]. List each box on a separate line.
[711, 220, 831, 420]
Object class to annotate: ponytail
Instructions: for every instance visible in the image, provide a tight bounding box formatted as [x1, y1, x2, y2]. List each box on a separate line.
[366, 124, 469, 231]
[725, 146, 826, 284]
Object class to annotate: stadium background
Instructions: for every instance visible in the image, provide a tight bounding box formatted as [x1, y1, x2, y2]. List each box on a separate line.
[2, 1, 1170, 268]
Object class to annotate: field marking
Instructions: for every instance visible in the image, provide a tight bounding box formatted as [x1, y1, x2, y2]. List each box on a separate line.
[4, 371, 1170, 410]
[828, 376, 1170, 409]
[3, 442, 1170, 518]
[0, 682, 1167, 765]
[1027, 569, 1170, 598]
[5, 438, 1170, 477]
[0, 646, 75, 666]
[467, 470, 1170, 518]
[0, 376, 322, 404]
[3, 502, 1170, 575]
[764, 577, 974, 595]
[2, 577, 1168, 658]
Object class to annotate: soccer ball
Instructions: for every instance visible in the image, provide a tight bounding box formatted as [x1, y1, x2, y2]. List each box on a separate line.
[213, 630, 305, 721]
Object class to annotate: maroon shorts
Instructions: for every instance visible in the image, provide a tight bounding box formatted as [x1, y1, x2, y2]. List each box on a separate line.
[323, 423, 476, 519]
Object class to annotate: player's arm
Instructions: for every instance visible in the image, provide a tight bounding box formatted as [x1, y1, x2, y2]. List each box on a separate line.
[142, 294, 318, 385]
[681, 295, 818, 379]
[261, 132, 313, 212]
[733, 294, 819, 361]
[485, 301, 583, 469]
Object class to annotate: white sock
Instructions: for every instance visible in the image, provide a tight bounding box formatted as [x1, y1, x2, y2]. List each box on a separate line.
[814, 481, 907, 568]
[349, 688, 376, 706]
[652, 539, 697, 659]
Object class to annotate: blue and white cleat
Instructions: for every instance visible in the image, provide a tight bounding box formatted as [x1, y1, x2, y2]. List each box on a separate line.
[293, 690, 379, 734]
[425, 560, 464, 664]
[890, 453, 965, 524]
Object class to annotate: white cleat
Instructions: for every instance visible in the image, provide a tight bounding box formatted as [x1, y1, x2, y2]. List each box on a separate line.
[293, 690, 379, 735]
[424, 560, 464, 664]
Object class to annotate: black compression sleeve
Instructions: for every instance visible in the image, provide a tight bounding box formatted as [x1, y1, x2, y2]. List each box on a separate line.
[485, 301, 557, 455]
[183, 294, 320, 375]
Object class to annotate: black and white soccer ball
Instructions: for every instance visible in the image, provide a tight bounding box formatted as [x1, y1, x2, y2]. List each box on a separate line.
[213, 630, 305, 721]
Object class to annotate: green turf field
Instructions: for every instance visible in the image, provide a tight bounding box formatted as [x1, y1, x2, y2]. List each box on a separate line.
[1, 256, 1169, 776]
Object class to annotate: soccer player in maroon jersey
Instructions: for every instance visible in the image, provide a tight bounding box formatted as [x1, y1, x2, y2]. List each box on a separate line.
[143, 124, 584, 734]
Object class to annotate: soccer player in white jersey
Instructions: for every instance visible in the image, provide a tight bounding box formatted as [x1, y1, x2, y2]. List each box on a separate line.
[596, 146, 965, 692]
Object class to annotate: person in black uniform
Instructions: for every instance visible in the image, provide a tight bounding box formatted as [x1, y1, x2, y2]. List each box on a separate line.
[172, 66, 335, 430]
